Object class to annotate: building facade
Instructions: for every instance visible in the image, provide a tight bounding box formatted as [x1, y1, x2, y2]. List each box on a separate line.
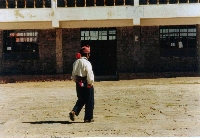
[0, 0, 200, 81]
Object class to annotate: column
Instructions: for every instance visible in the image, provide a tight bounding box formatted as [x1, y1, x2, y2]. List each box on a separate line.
[52, 0, 59, 27]
[134, 0, 139, 6]
[56, 29, 63, 74]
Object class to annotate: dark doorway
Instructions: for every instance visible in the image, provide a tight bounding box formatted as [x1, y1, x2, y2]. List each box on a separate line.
[81, 28, 117, 76]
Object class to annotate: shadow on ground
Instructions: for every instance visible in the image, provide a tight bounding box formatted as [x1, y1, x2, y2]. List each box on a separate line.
[22, 121, 85, 124]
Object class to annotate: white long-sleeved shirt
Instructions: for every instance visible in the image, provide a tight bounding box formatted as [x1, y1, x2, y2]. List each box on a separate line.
[71, 57, 94, 85]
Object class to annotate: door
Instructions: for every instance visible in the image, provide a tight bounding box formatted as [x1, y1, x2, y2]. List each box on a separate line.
[81, 28, 117, 76]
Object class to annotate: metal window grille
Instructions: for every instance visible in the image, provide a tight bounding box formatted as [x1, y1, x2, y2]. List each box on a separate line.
[3, 30, 39, 60]
[81, 28, 116, 41]
[159, 25, 197, 57]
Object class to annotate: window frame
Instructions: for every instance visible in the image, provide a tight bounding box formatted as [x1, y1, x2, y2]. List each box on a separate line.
[81, 28, 116, 41]
[3, 30, 39, 61]
[159, 25, 197, 57]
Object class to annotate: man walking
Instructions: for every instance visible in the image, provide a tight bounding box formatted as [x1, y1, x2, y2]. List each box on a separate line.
[69, 45, 95, 123]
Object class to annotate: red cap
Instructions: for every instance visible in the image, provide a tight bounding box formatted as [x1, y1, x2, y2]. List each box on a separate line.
[80, 45, 90, 54]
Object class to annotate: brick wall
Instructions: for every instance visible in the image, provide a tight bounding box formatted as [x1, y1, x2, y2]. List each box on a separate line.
[157, 26, 198, 73]
[56, 29, 63, 73]
[0, 29, 57, 75]
[0, 30, 2, 73]
[0, 28, 80, 76]
[37, 29, 57, 74]
[117, 26, 161, 73]
[141, 26, 198, 72]
[117, 26, 142, 73]
[197, 24, 200, 72]
[117, 26, 199, 74]
[140, 26, 160, 72]
[62, 28, 80, 74]
[0, 26, 199, 81]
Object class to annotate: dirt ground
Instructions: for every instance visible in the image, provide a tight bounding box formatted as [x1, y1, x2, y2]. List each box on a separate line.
[0, 77, 200, 137]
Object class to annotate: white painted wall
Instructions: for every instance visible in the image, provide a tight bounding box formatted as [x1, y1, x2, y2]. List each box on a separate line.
[0, 1, 200, 29]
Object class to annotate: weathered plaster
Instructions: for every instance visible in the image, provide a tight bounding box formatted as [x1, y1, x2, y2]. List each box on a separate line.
[0, 3, 200, 29]
[14, 10, 24, 18]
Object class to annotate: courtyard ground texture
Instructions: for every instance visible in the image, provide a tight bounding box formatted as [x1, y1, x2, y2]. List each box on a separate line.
[0, 77, 200, 137]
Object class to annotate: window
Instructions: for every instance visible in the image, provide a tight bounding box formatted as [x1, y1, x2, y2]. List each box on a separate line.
[116, 0, 124, 5]
[189, 0, 199, 3]
[67, 0, 75, 7]
[86, 0, 94, 6]
[109, 30, 116, 40]
[160, 25, 197, 57]
[106, 0, 114, 6]
[149, 0, 157, 4]
[3, 30, 39, 60]
[0, 0, 51, 8]
[96, 0, 104, 6]
[99, 31, 107, 40]
[81, 28, 116, 41]
[0, 0, 6, 8]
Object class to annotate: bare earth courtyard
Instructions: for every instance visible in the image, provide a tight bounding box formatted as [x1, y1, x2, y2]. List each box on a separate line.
[0, 77, 200, 137]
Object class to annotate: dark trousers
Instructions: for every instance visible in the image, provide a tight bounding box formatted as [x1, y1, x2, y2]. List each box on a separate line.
[72, 82, 94, 120]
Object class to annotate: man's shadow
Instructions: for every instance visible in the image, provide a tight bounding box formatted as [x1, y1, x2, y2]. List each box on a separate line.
[22, 121, 84, 124]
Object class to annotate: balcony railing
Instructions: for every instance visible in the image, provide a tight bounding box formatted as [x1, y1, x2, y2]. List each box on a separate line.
[0, 0, 199, 9]
[140, 0, 200, 4]
[57, 0, 134, 7]
[0, 0, 51, 8]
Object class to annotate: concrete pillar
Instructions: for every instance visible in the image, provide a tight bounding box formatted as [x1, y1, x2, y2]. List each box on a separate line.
[51, 0, 59, 28]
[133, 18, 140, 25]
[56, 29, 63, 74]
[134, 0, 139, 6]
[51, 0, 57, 8]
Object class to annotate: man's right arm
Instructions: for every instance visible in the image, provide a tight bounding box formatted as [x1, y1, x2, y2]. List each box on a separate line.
[86, 62, 94, 86]
[71, 60, 78, 82]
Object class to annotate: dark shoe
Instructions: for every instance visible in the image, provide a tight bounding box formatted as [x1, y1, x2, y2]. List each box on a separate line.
[84, 119, 94, 123]
[69, 112, 75, 121]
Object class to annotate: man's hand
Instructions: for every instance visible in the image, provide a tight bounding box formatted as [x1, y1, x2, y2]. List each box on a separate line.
[87, 84, 92, 88]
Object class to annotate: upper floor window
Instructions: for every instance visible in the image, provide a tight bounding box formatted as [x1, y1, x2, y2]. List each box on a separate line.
[139, 0, 199, 4]
[0, 0, 51, 8]
[159, 25, 197, 57]
[3, 30, 39, 60]
[57, 0, 133, 7]
[81, 28, 116, 41]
